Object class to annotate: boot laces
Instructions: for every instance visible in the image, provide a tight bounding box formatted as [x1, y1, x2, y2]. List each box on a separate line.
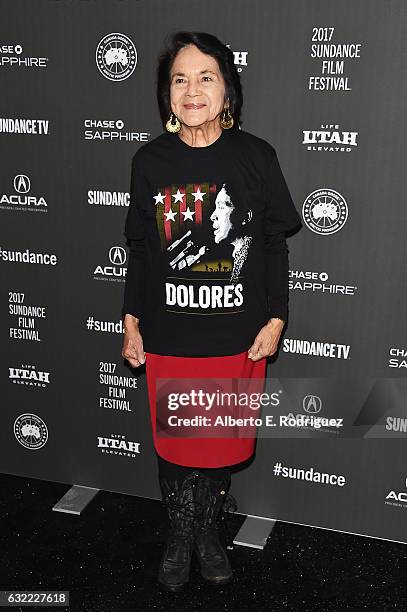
[162, 471, 202, 521]
[194, 475, 238, 550]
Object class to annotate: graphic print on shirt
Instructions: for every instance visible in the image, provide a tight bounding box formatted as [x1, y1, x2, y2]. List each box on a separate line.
[153, 182, 253, 315]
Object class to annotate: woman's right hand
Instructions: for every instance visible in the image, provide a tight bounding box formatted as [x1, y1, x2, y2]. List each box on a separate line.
[121, 314, 146, 368]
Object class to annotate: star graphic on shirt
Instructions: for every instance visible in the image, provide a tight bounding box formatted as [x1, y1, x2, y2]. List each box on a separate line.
[164, 208, 177, 222]
[191, 187, 206, 202]
[153, 191, 165, 205]
[172, 189, 185, 204]
[181, 206, 195, 221]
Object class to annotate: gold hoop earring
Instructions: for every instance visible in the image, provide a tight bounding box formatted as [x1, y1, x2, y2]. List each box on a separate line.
[220, 99, 234, 129]
[165, 111, 181, 133]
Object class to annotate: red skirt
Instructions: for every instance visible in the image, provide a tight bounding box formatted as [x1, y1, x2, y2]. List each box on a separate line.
[145, 350, 267, 468]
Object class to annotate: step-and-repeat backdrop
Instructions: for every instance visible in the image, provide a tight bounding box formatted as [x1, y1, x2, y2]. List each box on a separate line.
[1, 0, 407, 543]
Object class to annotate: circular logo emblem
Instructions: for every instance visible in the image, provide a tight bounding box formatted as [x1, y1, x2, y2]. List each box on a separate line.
[302, 188, 348, 235]
[303, 395, 322, 414]
[14, 413, 48, 449]
[14, 174, 30, 194]
[109, 246, 127, 265]
[96, 33, 137, 81]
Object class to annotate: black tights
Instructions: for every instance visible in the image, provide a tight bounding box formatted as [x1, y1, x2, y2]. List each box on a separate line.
[156, 452, 231, 484]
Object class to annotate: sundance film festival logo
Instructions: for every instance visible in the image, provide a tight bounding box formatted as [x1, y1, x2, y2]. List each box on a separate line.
[0, 43, 48, 68]
[308, 26, 362, 91]
[9, 364, 50, 387]
[96, 33, 137, 81]
[0, 175, 48, 211]
[302, 123, 358, 152]
[93, 246, 127, 281]
[14, 413, 48, 449]
[302, 189, 348, 235]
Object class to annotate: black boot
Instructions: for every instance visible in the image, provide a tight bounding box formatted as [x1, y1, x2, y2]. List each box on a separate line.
[158, 470, 200, 592]
[193, 471, 237, 585]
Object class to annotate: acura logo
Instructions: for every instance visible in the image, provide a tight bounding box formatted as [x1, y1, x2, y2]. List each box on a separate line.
[303, 394, 322, 414]
[109, 246, 126, 265]
[14, 175, 30, 193]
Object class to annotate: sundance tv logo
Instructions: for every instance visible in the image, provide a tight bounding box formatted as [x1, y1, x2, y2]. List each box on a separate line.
[96, 33, 137, 81]
[283, 337, 351, 360]
[0, 117, 49, 135]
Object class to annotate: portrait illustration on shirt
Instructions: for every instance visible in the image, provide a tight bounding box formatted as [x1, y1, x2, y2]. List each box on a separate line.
[154, 181, 253, 284]
[207, 184, 252, 283]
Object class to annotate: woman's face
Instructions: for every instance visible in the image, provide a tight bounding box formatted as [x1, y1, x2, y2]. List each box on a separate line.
[169, 44, 226, 128]
[210, 187, 234, 243]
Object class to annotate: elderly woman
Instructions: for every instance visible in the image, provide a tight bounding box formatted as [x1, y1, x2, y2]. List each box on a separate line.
[121, 31, 301, 592]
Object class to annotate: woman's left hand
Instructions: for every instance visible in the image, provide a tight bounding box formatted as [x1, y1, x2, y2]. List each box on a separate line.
[247, 318, 285, 361]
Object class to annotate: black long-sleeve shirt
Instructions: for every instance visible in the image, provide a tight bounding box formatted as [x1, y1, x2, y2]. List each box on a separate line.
[122, 127, 301, 357]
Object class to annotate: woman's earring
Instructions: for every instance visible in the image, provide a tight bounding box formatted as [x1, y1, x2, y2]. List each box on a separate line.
[241, 209, 253, 225]
[165, 111, 181, 133]
[220, 99, 234, 129]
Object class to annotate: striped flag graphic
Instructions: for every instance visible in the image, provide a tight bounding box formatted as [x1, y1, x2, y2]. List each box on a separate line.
[155, 182, 217, 249]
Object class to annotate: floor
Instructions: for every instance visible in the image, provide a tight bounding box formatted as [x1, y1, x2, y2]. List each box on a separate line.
[1, 472, 406, 611]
